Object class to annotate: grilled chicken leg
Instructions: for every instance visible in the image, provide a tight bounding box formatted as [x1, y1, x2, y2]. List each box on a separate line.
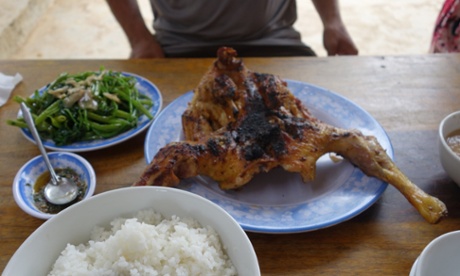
[134, 47, 447, 224]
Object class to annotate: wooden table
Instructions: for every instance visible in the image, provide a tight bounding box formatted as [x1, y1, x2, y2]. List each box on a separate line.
[1, 55, 460, 275]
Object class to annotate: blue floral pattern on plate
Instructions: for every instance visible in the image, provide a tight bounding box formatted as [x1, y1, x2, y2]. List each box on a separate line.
[20, 72, 163, 152]
[144, 80, 392, 233]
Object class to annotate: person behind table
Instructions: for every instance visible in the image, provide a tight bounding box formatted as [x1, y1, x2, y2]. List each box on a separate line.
[106, 0, 358, 58]
[430, 0, 460, 53]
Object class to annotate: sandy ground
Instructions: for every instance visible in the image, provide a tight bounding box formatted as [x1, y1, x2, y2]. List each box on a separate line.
[11, 0, 445, 59]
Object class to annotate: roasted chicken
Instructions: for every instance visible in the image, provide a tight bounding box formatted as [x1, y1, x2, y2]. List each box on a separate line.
[134, 47, 447, 224]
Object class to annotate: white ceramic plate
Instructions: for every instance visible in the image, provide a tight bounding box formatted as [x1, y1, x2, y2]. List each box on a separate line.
[144, 80, 392, 233]
[20, 72, 162, 152]
[4, 187, 260, 275]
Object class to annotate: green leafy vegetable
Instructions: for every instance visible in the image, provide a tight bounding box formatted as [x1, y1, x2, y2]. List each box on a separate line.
[7, 68, 154, 146]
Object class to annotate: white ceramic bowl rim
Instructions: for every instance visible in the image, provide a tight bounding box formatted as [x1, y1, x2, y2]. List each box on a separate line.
[4, 186, 260, 276]
[12, 152, 96, 220]
[416, 230, 460, 276]
[439, 110, 460, 162]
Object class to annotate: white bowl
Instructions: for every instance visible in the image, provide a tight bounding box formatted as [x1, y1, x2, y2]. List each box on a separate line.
[4, 186, 260, 275]
[12, 152, 96, 220]
[439, 111, 460, 187]
[413, 230, 460, 276]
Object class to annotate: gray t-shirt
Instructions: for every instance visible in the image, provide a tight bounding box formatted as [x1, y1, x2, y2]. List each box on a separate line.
[150, 0, 304, 55]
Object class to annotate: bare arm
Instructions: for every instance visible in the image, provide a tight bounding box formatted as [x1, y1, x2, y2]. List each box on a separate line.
[106, 0, 164, 58]
[310, 0, 358, 55]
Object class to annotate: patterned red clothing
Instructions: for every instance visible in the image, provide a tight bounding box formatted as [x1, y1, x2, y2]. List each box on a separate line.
[431, 0, 460, 53]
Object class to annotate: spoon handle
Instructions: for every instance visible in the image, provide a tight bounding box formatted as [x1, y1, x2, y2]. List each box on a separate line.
[20, 103, 60, 185]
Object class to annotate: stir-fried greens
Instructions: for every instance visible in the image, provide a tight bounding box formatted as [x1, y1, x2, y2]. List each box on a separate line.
[7, 68, 154, 146]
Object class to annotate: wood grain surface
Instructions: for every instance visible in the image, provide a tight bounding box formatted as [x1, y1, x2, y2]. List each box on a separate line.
[1, 54, 459, 275]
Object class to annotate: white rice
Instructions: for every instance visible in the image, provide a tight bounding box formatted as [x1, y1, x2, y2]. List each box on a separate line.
[48, 209, 237, 276]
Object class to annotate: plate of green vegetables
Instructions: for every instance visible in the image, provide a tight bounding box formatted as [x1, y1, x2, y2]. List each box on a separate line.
[8, 69, 162, 152]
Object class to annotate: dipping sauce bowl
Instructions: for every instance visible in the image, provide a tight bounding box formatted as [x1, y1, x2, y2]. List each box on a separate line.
[439, 111, 460, 187]
[12, 152, 96, 220]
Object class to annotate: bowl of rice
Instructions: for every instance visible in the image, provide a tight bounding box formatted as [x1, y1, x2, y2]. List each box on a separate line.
[4, 186, 260, 276]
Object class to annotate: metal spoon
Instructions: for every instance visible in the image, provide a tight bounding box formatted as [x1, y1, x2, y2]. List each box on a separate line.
[20, 102, 78, 205]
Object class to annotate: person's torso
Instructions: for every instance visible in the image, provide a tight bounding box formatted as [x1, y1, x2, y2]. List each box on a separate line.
[150, 0, 300, 45]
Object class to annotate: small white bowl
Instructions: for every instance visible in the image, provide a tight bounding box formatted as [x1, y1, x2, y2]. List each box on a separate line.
[439, 111, 460, 187]
[4, 186, 260, 275]
[12, 152, 96, 220]
[413, 230, 460, 276]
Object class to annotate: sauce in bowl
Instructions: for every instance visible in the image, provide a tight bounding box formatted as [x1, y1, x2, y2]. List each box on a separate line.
[30, 167, 87, 214]
[446, 129, 460, 157]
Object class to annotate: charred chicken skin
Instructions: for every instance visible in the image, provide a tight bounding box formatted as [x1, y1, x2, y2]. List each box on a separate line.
[135, 47, 447, 224]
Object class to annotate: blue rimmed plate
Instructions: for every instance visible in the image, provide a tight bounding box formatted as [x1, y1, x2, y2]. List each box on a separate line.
[144, 80, 391, 233]
[20, 72, 162, 152]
